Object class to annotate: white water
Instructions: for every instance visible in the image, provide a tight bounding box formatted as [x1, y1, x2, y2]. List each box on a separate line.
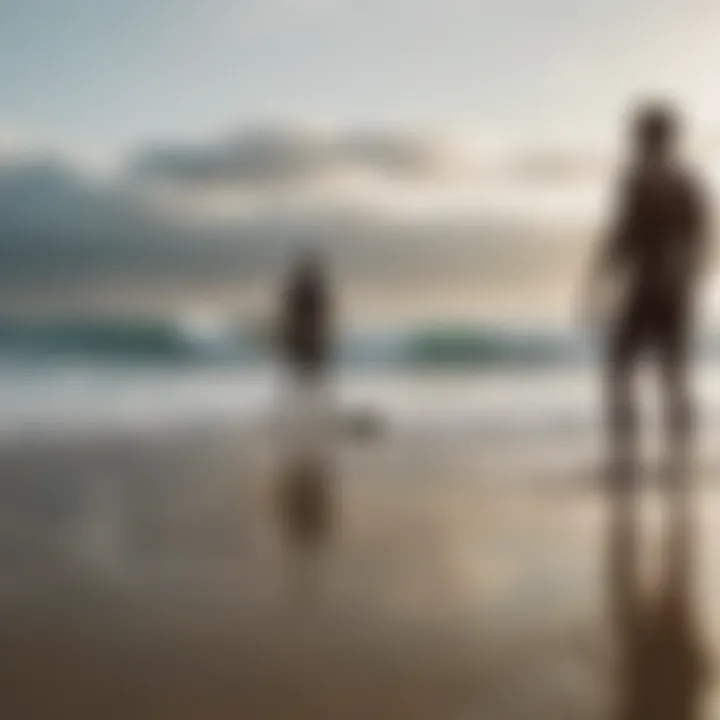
[2, 361, 720, 444]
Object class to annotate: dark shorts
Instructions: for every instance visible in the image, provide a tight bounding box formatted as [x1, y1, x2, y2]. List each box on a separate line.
[608, 289, 692, 374]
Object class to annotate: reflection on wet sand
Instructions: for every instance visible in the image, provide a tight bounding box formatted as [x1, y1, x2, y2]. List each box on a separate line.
[607, 450, 709, 720]
[276, 447, 335, 605]
[277, 452, 334, 553]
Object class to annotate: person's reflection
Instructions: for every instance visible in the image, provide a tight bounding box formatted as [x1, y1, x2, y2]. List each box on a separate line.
[607, 453, 708, 720]
[276, 448, 335, 605]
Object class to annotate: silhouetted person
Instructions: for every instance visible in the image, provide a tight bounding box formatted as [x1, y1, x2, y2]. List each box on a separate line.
[584, 103, 709, 462]
[607, 453, 708, 720]
[281, 248, 332, 382]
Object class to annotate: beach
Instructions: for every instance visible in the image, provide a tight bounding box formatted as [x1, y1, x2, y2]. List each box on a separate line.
[1, 393, 720, 719]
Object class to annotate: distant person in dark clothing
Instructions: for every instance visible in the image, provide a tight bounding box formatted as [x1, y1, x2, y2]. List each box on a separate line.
[281, 248, 332, 381]
[583, 103, 710, 458]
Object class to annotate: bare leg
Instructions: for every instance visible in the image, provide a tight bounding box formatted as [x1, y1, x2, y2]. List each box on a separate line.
[659, 324, 693, 469]
[607, 336, 640, 489]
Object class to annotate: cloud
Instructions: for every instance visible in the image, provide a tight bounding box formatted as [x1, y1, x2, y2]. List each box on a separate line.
[0, 122, 611, 314]
[128, 125, 617, 215]
[130, 126, 451, 186]
[496, 148, 611, 184]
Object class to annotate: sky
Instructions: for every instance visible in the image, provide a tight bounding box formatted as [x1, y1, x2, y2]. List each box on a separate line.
[1, 0, 720, 321]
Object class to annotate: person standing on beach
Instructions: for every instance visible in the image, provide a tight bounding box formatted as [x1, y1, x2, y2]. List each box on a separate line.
[281, 247, 332, 383]
[583, 103, 710, 462]
[279, 245, 334, 450]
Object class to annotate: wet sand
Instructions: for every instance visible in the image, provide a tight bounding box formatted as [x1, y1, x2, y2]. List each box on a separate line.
[0, 425, 717, 719]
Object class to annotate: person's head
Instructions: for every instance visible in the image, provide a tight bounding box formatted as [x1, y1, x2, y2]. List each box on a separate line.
[631, 102, 682, 161]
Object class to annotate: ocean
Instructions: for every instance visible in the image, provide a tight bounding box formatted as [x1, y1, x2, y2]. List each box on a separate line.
[1, 315, 720, 444]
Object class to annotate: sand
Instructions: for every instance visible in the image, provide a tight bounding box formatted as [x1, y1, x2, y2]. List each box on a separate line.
[0, 423, 718, 719]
